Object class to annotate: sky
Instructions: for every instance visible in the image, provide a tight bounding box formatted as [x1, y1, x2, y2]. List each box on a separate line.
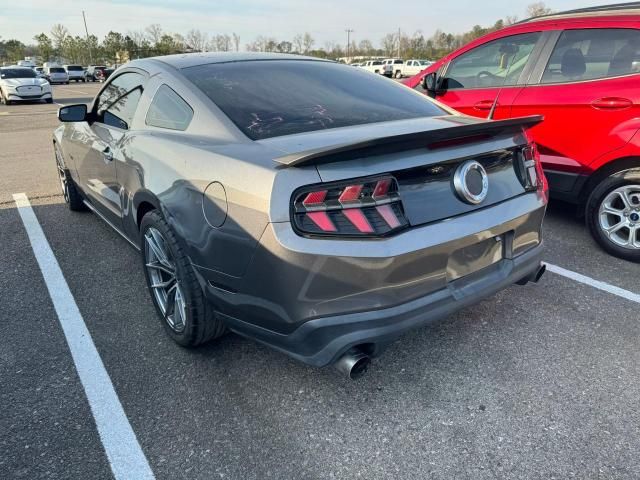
[0, 0, 619, 48]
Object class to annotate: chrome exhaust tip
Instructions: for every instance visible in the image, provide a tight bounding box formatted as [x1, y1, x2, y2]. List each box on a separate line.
[334, 350, 371, 380]
[516, 263, 546, 285]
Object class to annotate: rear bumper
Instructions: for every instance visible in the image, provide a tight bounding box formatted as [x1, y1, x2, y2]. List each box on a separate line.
[196, 191, 546, 367]
[220, 242, 544, 367]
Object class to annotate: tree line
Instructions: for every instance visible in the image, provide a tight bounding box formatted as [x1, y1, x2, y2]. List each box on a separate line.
[0, 2, 552, 65]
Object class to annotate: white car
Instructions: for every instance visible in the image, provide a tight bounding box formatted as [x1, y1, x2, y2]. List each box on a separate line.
[0, 66, 52, 105]
[45, 66, 69, 84]
[64, 65, 85, 82]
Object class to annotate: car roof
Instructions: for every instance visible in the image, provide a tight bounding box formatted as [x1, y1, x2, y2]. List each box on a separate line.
[139, 52, 329, 70]
[0, 66, 32, 70]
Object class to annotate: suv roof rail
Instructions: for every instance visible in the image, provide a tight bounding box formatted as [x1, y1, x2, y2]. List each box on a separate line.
[517, 2, 640, 24]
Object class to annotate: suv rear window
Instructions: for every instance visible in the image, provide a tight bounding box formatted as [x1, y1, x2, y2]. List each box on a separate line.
[66, 65, 83, 71]
[182, 60, 445, 140]
[50, 67, 65, 73]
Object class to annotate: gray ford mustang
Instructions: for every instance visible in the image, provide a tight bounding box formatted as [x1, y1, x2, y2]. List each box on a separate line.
[53, 52, 547, 378]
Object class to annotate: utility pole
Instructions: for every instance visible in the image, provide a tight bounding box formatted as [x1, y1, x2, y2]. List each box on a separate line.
[397, 27, 401, 58]
[82, 10, 93, 65]
[345, 29, 354, 62]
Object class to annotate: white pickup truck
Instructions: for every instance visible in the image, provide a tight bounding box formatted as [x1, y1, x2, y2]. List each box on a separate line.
[382, 59, 404, 78]
[398, 59, 434, 78]
[360, 60, 384, 75]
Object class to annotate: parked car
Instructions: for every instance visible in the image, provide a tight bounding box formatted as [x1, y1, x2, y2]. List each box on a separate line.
[360, 60, 384, 74]
[45, 66, 69, 84]
[382, 58, 404, 77]
[399, 59, 434, 78]
[406, 3, 640, 261]
[95, 67, 114, 82]
[84, 65, 107, 82]
[34, 66, 46, 78]
[53, 53, 547, 378]
[64, 65, 85, 82]
[0, 66, 52, 104]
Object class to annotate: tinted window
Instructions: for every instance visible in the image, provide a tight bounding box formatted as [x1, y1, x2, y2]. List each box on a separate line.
[0, 68, 36, 79]
[97, 72, 144, 130]
[182, 60, 445, 140]
[50, 67, 65, 73]
[542, 29, 640, 84]
[445, 32, 541, 89]
[66, 65, 83, 71]
[146, 84, 194, 131]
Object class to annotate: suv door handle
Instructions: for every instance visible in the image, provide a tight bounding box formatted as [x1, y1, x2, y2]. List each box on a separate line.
[474, 100, 497, 111]
[591, 97, 633, 110]
[102, 146, 113, 162]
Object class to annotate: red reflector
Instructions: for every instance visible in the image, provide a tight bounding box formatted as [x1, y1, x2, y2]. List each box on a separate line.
[303, 190, 327, 206]
[343, 208, 373, 233]
[376, 204, 401, 229]
[372, 179, 391, 199]
[339, 185, 363, 203]
[306, 211, 336, 232]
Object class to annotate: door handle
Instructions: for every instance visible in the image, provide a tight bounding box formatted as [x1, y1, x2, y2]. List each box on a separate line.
[102, 147, 113, 162]
[591, 97, 633, 110]
[474, 100, 497, 111]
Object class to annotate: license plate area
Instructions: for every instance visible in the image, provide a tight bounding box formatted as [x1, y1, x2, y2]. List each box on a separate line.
[447, 235, 504, 282]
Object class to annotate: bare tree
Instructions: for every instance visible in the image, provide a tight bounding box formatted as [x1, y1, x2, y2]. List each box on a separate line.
[214, 34, 231, 52]
[232, 33, 240, 51]
[505, 15, 519, 25]
[186, 29, 208, 52]
[50, 24, 69, 51]
[381, 33, 396, 57]
[358, 39, 374, 56]
[526, 2, 553, 18]
[293, 34, 303, 53]
[145, 24, 163, 45]
[302, 32, 315, 53]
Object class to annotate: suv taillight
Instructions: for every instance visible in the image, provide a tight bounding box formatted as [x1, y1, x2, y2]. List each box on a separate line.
[292, 176, 408, 237]
[519, 144, 548, 197]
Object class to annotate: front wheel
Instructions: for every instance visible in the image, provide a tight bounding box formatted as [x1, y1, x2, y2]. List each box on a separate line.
[55, 144, 85, 211]
[140, 211, 226, 346]
[586, 169, 640, 262]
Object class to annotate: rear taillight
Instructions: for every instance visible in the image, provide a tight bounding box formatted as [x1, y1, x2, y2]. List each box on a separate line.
[292, 176, 408, 237]
[519, 144, 548, 196]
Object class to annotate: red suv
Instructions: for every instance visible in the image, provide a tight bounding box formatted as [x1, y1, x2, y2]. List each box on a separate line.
[406, 4, 640, 261]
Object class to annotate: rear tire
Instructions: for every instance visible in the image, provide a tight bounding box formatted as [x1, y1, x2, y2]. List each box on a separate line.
[586, 168, 640, 262]
[140, 210, 226, 347]
[395, 70, 402, 78]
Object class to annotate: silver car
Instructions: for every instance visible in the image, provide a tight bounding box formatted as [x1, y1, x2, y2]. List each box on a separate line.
[53, 53, 547, 378]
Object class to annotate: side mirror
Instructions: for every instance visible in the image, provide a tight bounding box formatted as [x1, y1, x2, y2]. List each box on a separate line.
[58, 104, 87, 122]
[422, 72, 441, 98]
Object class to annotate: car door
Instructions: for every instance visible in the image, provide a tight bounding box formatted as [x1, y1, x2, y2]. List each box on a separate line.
[511, 28, 640, 181]
[433, 31, 545, 120]
[75, 71, 146, 227]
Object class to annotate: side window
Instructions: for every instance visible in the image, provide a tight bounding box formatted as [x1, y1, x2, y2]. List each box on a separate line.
[541, 29, 640, 84]
[145, 85, 194, 131]
[444, 32, 541, 89]
[96, 72, 145, 130]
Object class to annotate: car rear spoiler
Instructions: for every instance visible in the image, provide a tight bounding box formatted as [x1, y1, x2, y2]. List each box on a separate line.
[273, 115, 543, 168]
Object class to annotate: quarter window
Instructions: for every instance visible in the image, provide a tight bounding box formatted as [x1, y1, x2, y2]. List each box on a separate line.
[96, 72, 145, 130]
[145, 85, 194, 131]
[444, 32, 541, 89]
[541, 29, 640, 84]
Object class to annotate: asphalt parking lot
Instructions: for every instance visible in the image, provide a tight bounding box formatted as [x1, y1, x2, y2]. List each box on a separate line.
[1, 83, 639, 480]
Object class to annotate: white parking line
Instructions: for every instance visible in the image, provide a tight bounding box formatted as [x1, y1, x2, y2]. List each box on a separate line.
[12, 193, 155, 480]
[545, 262, 640, 304]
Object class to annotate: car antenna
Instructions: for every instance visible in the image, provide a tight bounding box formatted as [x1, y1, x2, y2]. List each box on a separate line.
[487, 50, 518, 120]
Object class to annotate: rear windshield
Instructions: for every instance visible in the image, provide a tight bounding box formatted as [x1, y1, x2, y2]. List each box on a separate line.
[1, 68, 36, 79]
[66, 65, 83, 71]
[50, 67, 65, 73]
[182, 60, 445, 140]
